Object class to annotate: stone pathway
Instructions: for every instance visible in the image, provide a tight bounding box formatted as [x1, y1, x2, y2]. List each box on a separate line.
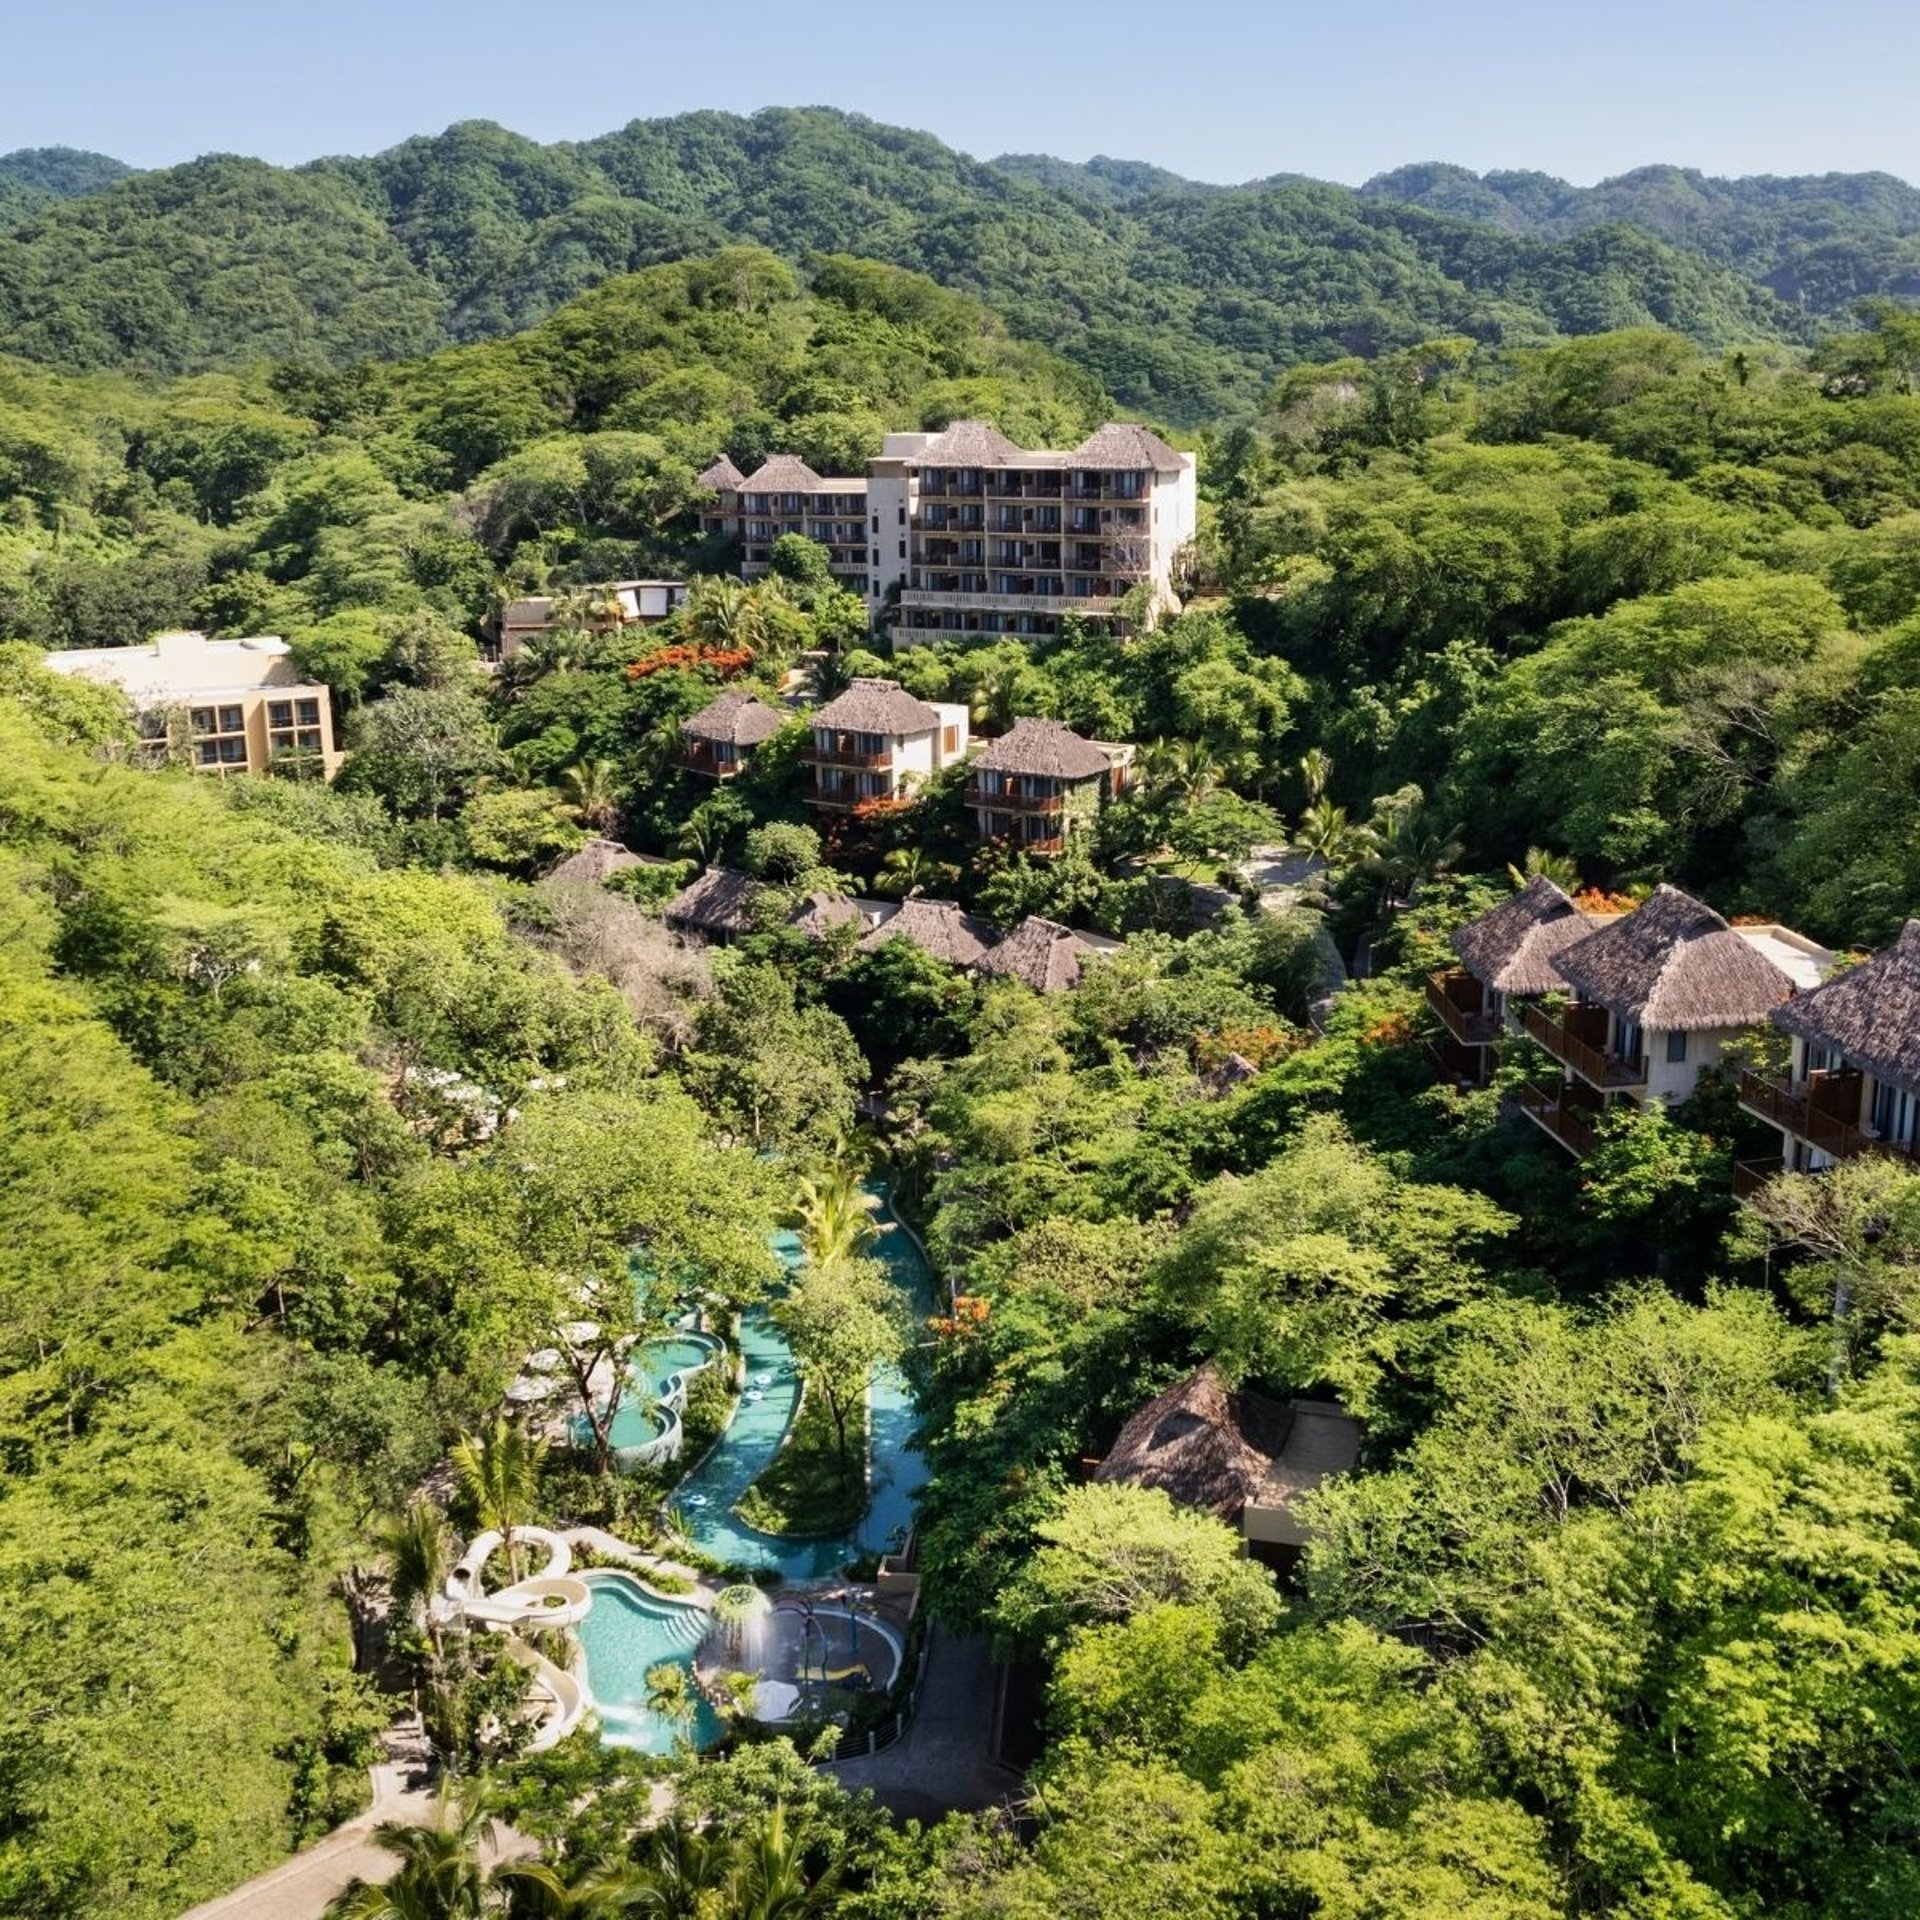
[176, 1722, 532, 1920]
[825, 1623, 1022, 1822]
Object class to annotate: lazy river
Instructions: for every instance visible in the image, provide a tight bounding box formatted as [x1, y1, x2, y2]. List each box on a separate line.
[669, 1185, 934, 1579]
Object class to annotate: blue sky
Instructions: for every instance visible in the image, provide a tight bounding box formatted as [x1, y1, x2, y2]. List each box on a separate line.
[7, 0, 1918, 186]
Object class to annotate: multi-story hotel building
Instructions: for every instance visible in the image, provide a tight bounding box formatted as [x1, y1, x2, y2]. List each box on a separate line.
[43, 629, 343, 778]
[697, 455, 872, 595]
[696, 419, 1197, 643]
[800, 677, 969, 812]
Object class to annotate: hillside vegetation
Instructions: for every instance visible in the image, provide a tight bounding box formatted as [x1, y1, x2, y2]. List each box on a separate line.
[0, 110, 1836, 417]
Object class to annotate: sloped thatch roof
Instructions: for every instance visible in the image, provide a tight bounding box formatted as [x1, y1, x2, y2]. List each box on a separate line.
[1451, 874, 1593, 996]
[681, 688, 787, 747]
[973, 717, 1114, 781]
[1774, 921, 1920, 1096]
[857, 897, 999, 967]
[917, 420, 1035, 467]
[1072, 421, 1188, 471]
[739, 453, 823, 491]
[813, 677, 943, 735]
[697, 455, 745, 491]
[663, 867, 760, 937]
[974, 915, 1091, 993]
[543, 838, 644, 887]
[1556, 883, 1795, 1031]
[789, 891, 863, 939]
[1093, 1365, 1295, 1521]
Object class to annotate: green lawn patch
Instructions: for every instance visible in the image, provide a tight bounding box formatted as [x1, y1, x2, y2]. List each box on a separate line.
[734, 1387, 867, 1537]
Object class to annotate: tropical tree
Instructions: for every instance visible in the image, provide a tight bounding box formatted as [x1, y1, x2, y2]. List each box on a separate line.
[450, 1418, 547, 1583]
[327, 1782, 497, 1919]
[561, 758, 622, 835]
[787, 1167, 880, 1272]
[1505, 845, 1583, 892]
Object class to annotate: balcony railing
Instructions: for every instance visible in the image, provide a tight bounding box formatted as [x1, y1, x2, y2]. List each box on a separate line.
[1735, 1068, 1916, 1164]
[680, 742, 743, 779]
[1732, 1155, 1786, 1199]
[1517, 1082, 1602, 1158]
[802, 742, 893, 771]
[1425, 971, 1499, 1048]
[968, 783, 1065, 814]
[1521, 1002, 1647, 1089]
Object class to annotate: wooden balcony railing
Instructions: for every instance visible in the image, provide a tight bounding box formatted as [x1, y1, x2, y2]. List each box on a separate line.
[968, 783, 1065, 814]
[1732, 1155, 1786, 1199]
[1521, 1002, 1646, 1089]
[680, 742, 742, 779]
[802, 742, 893, 771]
[1736, 1068, 1917, 1164]
[1517, 1082, 1602, 1157]
[1425, 971, 1499, 1047]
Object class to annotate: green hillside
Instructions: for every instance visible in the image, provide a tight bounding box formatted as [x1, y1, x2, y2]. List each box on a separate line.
[0, 110, 1810, 419]
[1360, 161, 1920, 313]
[0, 146, 133, 227]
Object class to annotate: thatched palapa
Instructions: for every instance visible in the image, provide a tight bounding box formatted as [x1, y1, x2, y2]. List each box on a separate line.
[975, 915, 1092, 993]
[812, 678, 944, 736]
[1093, 1365, 1295, 1522]
[543, 837, 645, 887]
[1450, 874, 1593, 996]
[662, 867, 760, 938]
[1556, 884, 1795, 1031]
[972, 717, 1114, 782]
[681, 688, 787, 748]
[857, 897, 999, 967]
[1774, 921, 1920, 1097]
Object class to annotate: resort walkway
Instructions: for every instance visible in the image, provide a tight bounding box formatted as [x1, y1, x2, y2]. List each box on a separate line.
[825, 1623, 1023, 1821]
[175, 1721, 531, 1920]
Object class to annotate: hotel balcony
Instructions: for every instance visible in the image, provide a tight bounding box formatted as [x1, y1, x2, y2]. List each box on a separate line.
[1517, 1081, 1604, 1157]
[1520, 1002, 1647, 1089]
[966, 783, 1064, 814]
[802, 741, 894, 771]
[1732, 1155, 1786, 1200]
[1425, 971, 1500, 1048]
[1425, 1032, 1490, 1086]
[1735, 1068, 1917, 1164]
[680, 742, 744, 780]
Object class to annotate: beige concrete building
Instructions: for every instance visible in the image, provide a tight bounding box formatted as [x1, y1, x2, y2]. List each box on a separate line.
[801, 677, 969, 812]
[484, 579, 687, 665]
[1515, 884, 1830, 1158]
[697, 456, 871, 593]
[696, 419, 1197, 644]
[43, 630, 342, 777]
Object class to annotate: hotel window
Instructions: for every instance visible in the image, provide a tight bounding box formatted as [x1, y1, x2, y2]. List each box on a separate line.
[217, 737, 248, 765]
[297, 698, 320, 727]
[190, 706, 218, 734]
[219, 705, 244, 733]
[195, 740, 221, 766]
[1666, 1031, 1688, 1065]
[942, 725, 959, 754]
[268, 700, 294, 729]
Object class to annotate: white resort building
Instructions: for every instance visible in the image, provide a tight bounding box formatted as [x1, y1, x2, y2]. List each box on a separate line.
[800, 677, 970, 813]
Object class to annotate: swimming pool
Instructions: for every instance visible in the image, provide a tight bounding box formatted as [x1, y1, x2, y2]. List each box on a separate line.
[574, 1570, 721, 1754]
[571, 1329, 723, 1465]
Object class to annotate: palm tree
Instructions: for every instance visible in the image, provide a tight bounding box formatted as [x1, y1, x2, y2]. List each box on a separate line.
[787, 1167, 879, 1272]
[681, 578, 770, 657]
[874, 846, 957, 899]
[633, 1818, 740, 1919]
[380, 1502, 452, 1639]
[450, 1417, 547, 1584]
[727, 1804, 841, 1920]
[1355, 785, 1464, 915]
[328, 1782, 497, 1920]
[1506, 845, 1582, 893]
[644, 1662, 698, 1751]
[1291, 796, 1371, 873]
[562, 759, 622, 834]
[1298, 746, 1334, 806]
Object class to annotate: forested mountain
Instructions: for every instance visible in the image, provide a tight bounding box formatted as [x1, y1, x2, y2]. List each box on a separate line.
[1359, 161, 1920, 314]
[0, 111, 1820, 417]
[0, 146, 132, 226]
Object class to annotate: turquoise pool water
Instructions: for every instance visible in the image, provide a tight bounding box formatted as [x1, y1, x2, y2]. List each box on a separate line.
[572, 1331, 720, 1453]
[575, 1571, 720, 1753]
[671, 1187, 934, 1580]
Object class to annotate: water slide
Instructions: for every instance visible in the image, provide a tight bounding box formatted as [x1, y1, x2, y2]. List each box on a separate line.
[443, 1526, 593, 1747]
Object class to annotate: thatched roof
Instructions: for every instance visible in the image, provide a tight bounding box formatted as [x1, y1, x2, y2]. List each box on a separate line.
[973, 717, 1114, 781]
[543, 838, 644, 887]
[1775, 921, 1920, 1097]
[1451, 874, 1593, 996]
[974, 916, 1091, 993]
[789, 891, 863, 939]
[1072, 422, 1187, 471]
[663, 867, 760, 936]
[681, 688, 787, 747]
[1093, 1365, 1295, 1521]
[1556, 884, 1795, 1031]
[739, 453, 823, 492]
[813, 677, 942, 735]
[857, 898, 999, 967]
[917, 420, 1034, 467]
[697, 455, 744, 491]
